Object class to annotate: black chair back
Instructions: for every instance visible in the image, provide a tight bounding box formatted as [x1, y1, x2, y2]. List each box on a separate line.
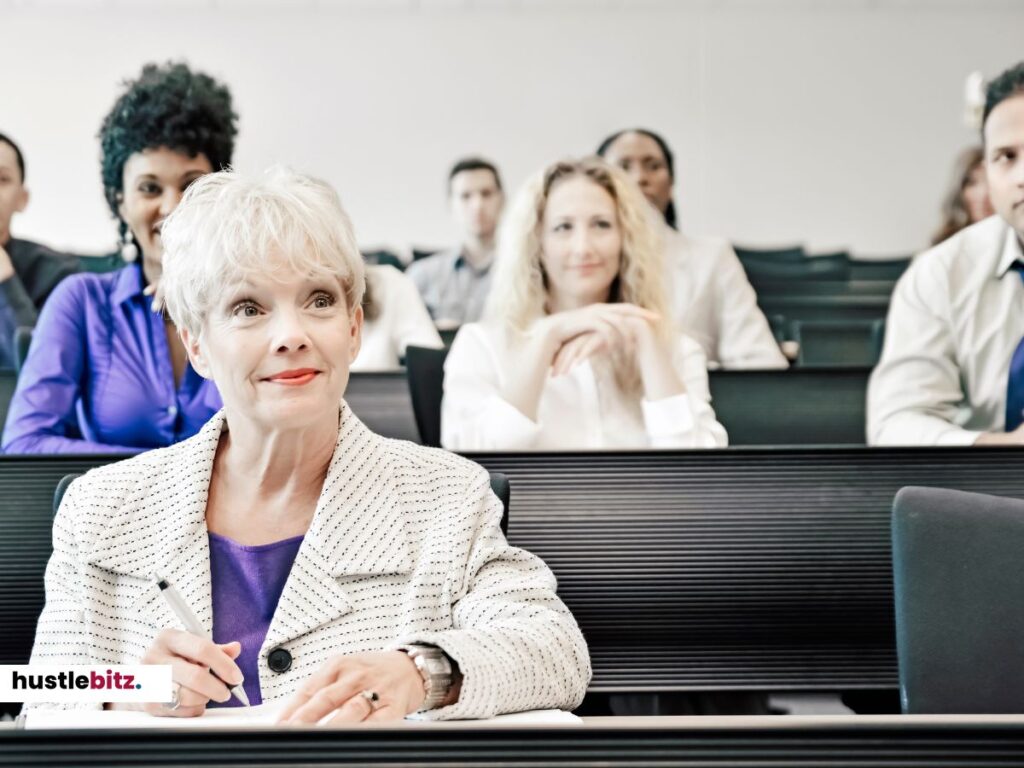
[733, 244, 806, 263]
[792, 319, 885, 368]
[743, 253, 851, 286]
[405, 345, 449, 447]
[848, 257, 910, 282]
[892, 486, 1024, 713]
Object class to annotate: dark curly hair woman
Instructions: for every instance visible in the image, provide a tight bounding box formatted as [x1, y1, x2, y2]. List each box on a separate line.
[3, 62, 237, 454]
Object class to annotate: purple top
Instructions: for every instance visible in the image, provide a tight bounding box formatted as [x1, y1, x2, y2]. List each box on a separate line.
[208, 531, 304, 708]
[2, 264, 222, 454]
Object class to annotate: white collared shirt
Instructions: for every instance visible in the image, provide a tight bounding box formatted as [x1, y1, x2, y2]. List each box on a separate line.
[867, 216, 1024, 446]
[441, 321, 728, 451]
[353, 265, 444, 372]
[664, 226, 788, 370]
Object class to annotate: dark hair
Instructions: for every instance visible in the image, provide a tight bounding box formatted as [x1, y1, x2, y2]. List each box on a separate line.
[0, 132, 25, 183]
[98, 61, 238, 220]
[596, 128, 677, 229]
[448, 157, 502, 194]
[982, 61, 1024, 136]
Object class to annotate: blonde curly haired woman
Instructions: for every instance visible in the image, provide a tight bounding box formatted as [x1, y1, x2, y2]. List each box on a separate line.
[441, 157, 727, 451]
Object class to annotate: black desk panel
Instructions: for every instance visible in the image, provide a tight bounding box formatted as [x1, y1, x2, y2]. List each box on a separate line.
[6, 448, 1024, 698]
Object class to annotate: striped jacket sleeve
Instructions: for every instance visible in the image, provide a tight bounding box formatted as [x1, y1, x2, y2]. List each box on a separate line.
[395, 466, 591, 719]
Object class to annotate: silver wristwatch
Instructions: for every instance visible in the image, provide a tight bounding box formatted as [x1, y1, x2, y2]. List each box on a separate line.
[396, 644, 453, 710]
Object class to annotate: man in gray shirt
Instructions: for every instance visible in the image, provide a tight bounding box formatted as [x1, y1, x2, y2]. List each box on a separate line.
[407, 157, 504, 328]
[0, 132, 81, 366]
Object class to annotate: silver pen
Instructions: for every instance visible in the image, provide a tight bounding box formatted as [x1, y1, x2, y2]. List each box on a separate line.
[153, 572, 250, 707]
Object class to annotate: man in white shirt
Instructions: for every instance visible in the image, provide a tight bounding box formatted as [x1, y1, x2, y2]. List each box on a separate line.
[868, 61, 1024, 446]
[406, 158, 503, 328]
[597, 128, 787, 370]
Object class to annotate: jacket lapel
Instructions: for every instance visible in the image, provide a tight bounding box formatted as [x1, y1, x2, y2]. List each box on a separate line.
[264, 403, 414, 648]
[83, 413, 224, 633]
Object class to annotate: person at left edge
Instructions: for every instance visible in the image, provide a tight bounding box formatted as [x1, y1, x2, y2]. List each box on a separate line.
[2, 61, 233, 454]
[22, 165, 590, 721]
[0, 132, 81, 367]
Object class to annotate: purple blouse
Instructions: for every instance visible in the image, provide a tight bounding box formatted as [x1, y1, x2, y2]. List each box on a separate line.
[207, 532, 305, 708]
[1, 264, 222, 454]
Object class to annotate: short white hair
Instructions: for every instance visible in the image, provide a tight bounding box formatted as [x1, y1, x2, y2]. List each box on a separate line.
[160, 166, 365, 337]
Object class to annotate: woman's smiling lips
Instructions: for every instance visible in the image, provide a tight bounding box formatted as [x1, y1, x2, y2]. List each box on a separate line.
[264, 368, 320, 386]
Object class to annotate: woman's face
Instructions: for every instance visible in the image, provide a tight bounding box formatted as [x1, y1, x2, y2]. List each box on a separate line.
[601, 132, 673, 217]
[540, 176, 622, 311]
[119, 147, 213, 277]
[963, 161, 996, 224]
[183, 264, 362, 432]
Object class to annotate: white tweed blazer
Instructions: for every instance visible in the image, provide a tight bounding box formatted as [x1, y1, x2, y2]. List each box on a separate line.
[26, 403, 591, 717]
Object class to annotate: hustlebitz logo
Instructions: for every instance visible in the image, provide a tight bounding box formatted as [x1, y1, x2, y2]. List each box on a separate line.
[11, 669, 142, 691]
[0, 665, 170, 703]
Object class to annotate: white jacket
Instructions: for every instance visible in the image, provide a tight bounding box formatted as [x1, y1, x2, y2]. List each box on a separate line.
[354, 265, 444, 372]
[26, 404, 591, 717]
[664, 227, 788, 370]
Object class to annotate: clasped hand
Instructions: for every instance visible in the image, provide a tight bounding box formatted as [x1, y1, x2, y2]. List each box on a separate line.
[538, 303, 663, 376]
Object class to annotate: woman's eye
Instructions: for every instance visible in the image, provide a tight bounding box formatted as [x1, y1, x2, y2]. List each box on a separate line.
[312, 292, 336, 309]
[138, 181, 160, 195]
[232, 301, 260, 318]
[554, 222, 571, 233]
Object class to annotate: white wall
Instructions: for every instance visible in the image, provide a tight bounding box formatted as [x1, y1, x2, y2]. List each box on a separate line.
[3, 0, 1022, 258]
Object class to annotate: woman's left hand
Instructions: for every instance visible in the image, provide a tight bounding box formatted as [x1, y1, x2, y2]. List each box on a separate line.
[277, 650, 425, 725]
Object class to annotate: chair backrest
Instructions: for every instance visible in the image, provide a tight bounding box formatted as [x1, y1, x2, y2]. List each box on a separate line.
[733, 244, 807, 263]
[488, 472, 509, 536]
[848, 257, 911, 282]
[792, 319, 885, 368]
[405, 345, 449, 447]
[54, 473, 79, 516]
[742, 253, 851, 286]
[13, 326, 33, 375]
[755, 280, 894, 327]
[708, 367, 870, 445]
[892, 486, 1024, 713]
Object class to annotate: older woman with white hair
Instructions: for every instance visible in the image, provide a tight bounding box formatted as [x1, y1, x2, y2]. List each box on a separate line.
[441, 157, 728, 451]
[25, 167, 590, 723]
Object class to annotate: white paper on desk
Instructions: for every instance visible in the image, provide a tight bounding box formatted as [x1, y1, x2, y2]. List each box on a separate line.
[22, 704, 580, 729]
[22, 703, 285, 730]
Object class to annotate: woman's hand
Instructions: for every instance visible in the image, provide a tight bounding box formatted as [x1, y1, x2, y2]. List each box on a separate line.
[278, 650, 425, 725]
[543, 303, 658, 376]
[123, 630, 243, 718]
